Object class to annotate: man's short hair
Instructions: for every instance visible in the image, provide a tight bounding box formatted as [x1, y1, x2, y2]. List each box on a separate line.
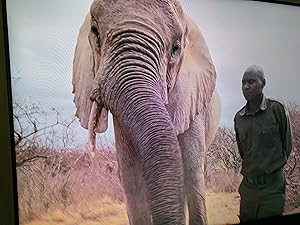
[244, 65, 266, 83]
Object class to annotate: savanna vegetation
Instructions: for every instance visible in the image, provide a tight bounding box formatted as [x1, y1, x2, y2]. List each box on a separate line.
[14, 98, 300, 225]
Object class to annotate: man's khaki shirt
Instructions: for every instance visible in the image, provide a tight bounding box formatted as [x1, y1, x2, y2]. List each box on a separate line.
[234, 95, 292, 177]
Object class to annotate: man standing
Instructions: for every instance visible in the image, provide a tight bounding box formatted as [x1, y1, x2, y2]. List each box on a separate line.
[234, 65, 292, 222]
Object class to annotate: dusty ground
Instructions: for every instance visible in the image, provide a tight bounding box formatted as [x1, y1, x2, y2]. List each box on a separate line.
[22, 192, 240, 225]
[206, 192, 240, 225]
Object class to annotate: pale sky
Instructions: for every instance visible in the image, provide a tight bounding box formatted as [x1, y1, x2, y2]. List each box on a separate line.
[6, 0, 300, 147]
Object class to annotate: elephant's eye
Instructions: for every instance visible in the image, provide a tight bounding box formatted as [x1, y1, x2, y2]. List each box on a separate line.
[91, 20, 100, 43]
[171, 40, 181, 58]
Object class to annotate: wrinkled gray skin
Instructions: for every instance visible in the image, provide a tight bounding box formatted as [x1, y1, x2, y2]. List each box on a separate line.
[72, 0, 220, 224]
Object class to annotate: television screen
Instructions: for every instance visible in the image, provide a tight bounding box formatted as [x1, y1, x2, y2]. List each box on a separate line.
[3, 0, 300, 224]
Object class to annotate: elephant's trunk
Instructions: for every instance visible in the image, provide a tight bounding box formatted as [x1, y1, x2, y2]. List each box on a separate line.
[117, 90, 185, 225]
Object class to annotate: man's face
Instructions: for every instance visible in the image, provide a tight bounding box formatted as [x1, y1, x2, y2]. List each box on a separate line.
[242, 72, 265, 101]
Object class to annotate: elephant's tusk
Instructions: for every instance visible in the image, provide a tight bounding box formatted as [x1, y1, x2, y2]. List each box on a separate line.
[95, 107, 108, 133]
[87, 101, 101, 159]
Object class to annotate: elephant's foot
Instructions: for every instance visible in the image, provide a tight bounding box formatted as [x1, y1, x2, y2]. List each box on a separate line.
[184, 175, 208, 225]
[127, 209, 152, 225]
[187, 195, 207, 225]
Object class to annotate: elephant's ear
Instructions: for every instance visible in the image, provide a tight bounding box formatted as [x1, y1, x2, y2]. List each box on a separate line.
[72, 13, 95, 130]
[167, 16, 217, 135]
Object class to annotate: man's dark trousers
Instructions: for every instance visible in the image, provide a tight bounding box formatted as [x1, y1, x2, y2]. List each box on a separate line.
[238, 167, 286, 222]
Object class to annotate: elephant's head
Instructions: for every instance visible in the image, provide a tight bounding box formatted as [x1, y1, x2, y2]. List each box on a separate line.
[72, 0, 216, 224]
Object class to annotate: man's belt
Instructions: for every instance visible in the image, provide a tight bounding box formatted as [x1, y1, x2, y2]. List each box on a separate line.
[246, 175, 266, 185]
[245, 168, 284, 185]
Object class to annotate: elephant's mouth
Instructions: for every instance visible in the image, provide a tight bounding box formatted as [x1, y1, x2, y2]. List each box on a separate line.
[87, 101, 109, 158]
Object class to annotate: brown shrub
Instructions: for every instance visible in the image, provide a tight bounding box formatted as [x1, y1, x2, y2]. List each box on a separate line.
[17, 148, 123, 222]
[206, 169, 242, 193]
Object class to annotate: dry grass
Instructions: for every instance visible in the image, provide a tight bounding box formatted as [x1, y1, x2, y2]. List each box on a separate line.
[22, 196, 128, 225]
[21, 192, 239, 225]
[21, 191, 300, 225]
[17, 149, 299, 225]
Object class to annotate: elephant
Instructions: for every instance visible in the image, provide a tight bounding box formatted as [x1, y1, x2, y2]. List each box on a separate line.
[72, 0, 220, 224]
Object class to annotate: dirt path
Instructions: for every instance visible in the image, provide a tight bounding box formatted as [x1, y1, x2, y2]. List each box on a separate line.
[206, 192, 240, 225]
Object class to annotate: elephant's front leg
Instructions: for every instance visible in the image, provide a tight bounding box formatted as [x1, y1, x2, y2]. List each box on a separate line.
[178, 115, 207, 225]
[114, 119, 152, 225]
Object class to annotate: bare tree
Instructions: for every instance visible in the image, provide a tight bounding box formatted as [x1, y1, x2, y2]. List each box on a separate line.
[284, 103, 300, 211]
[13, 98, 79, 167]
[207, 127, 241, 173]
[205, 127, 242, 192]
